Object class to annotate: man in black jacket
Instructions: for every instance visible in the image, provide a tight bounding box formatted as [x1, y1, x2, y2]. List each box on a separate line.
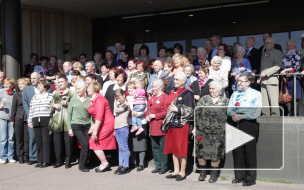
[258, 33, 283, 54]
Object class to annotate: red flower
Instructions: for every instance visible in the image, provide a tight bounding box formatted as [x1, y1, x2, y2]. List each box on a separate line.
[235, 102, 240, 106]
[197, 136, 203, 142]
[291, 69, 295, 73]
[148, 100, 152, 105]
[60, 91, 63, 95]
[46, 69, 49, 72]
[199, 82, 204, 86]
[200, 58, 205, 62]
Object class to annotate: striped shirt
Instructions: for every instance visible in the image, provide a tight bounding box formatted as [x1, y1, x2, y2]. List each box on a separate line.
[28, 92, 53, 125]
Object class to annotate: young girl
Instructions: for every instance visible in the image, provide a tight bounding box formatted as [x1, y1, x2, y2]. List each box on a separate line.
[130, 77, 147, 135]
[114, 89, 130, 175]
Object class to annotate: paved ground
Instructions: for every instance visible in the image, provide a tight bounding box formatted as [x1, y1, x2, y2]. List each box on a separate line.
[0, 163, 304, 190]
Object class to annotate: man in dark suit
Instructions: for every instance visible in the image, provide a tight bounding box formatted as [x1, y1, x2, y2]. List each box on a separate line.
[208, 35, 221, 62]
[22, 72, 40, 164]
[113, 41, 124, 62]
[245, 37, 261, 74]
[97, 63, 110, 88]
[258, 33, 283, 54]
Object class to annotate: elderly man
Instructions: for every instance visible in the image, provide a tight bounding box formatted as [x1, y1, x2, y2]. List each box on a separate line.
[258, 38, 283, 116]
[133, 45, 140, 59]
[85, 61, 96, 75]
[258, 33, 282, 54]
[245, 37, 261, 74]
[208, 35, 221, 62]
[22, 72, 41, 164]
[63, 61, 73, 84]
[114, 41, 124, 62]
[93, 52, 104, 74]
[147, 60, 167, 91]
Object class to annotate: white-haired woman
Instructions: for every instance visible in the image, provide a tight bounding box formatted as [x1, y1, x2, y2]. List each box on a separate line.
[67, 80, 91, 172]
[281, 39, 302, 116]
[195, 80, 229, 183]
[184, 64, 197, 90]
[231, 46, 252, 91]
[163, 72, 195, 181]
[209, 56, 228, 90]
[193, 47, 209, 70]
[146, 79, 169, 174]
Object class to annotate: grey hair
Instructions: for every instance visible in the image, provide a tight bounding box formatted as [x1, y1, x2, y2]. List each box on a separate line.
[86, 61, 95, 66]
[184, 64, 195, 73]
[94, 52, 102, 57]
[287, 39, 297, 49]
[208, 80, 225, 92]
[31, 72, 41, 79]
[175, 71, 187, 84]
[197, 47, 207, 55]
[210, 56, 222, 66]
[247, 36, 255, 42]
[266, 37, 275, 44]
[74, 79, 86, 90]
[236, 46, 246, 54]
[151, 78, 164, 90]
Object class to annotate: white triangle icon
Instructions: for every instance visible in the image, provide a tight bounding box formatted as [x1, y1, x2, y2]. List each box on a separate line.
[225, 123, 254, 154]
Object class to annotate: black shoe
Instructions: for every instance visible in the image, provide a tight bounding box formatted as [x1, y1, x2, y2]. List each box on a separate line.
[53, 162, 63, 168]
[27, 160, 37, 165]
[176, 175, 186, 181]
[35, 162, 43, 168]
[118, 167, 129, 175]
[79, 167, 89, 172]
[137, 165, 144, 172]
[114, 166, 122, 174]
[18, 158, 25, 164]
[95, 164, 111, 173]
[65, 164, 71, 169]
[242, 180, 256, 186]
[40, 163, 50, 168]
[151, 168, 161, 173]
[24, 158, 29, 164]
[198, 170, 207, 181]
[232, 178, 244, 184]
[159, 169, 168, 175]
[166, 174, 179, 179]
[208, 167, 220, 183]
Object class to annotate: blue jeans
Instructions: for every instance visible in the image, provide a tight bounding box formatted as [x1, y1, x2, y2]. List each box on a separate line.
[115, 127, 129, 167]
[0, 119, 14, 160]
[132, 104, 146, 128]
[28, 126, 37, 161]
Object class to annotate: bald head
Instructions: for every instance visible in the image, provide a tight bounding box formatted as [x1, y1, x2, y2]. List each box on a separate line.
[153, 60, 163, 73]
[31, 72, 41, 86]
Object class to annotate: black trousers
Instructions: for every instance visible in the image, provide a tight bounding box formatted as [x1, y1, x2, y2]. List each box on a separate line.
[71, 124, 90, 169]
[33, 124, 51, 163]
[53, 131, 73, 164]
[232, 119, 259, 181]
[14, 118, 29, 160]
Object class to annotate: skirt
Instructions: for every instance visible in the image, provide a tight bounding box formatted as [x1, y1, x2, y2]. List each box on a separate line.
[164, 124, 189, 158]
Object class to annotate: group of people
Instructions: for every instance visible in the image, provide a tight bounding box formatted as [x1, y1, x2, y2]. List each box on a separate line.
[0, 33, 303, 187]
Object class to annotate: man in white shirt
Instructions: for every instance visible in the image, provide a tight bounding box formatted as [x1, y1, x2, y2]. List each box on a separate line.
[85, 61, 96, 75]
[63, 61, 73, 84]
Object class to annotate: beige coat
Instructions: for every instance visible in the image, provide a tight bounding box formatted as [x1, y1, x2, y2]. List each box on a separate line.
[260, 48, 284, 85]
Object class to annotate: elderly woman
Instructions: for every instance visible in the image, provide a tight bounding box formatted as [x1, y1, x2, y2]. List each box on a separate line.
[146, 79, 169, 174]
[281, 39, 302, 116]
[227, 72, 261, 187]
[101, 68, 117, 96]
[49, 75, 75, 169]
[164, 61, 175, 94]
[172, 53, 185, 74]
[173, 43, 184, 54]
[184, 64, 197, 91]
[163, 72, 195, 181]
[231, 46, 252, 91]
[193, 47, 208, 71]
[28, 80, 53, 168]
[105, 50, 116, 68]
[129, 60, 150, 89]
[190, 65, 213, 101]
[9, 78, 30, 164]
[156, 46, 167, 64]
[217, 43, 232, 73]
[126, 58, 137, 77]
[209, 56, 228, 90]
[87, 82, 117, 172]
[195, 80, 229, 183]
[139, 45, 153, 66]
[105, 69, 128, 114]
[67, 80, 91, 172]
[73, 62, 86, 76]
[0, 78, 16, 164]
[34, 56, 49, 78]
[45, 55, 59, 81]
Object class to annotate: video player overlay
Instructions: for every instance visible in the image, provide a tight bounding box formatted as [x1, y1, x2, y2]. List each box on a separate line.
[194, 106, 283, 171]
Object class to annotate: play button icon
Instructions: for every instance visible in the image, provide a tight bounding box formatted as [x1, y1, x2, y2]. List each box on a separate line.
[225, 123, 254, 153]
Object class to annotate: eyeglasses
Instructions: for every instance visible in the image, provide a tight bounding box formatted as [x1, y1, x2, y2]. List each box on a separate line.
[238, 80, 248, 83]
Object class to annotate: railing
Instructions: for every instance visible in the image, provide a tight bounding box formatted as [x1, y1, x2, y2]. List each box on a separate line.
[253, 73, 301, 117]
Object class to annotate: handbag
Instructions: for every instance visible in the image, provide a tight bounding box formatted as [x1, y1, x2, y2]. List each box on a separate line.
[279, 78, 292, 103]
